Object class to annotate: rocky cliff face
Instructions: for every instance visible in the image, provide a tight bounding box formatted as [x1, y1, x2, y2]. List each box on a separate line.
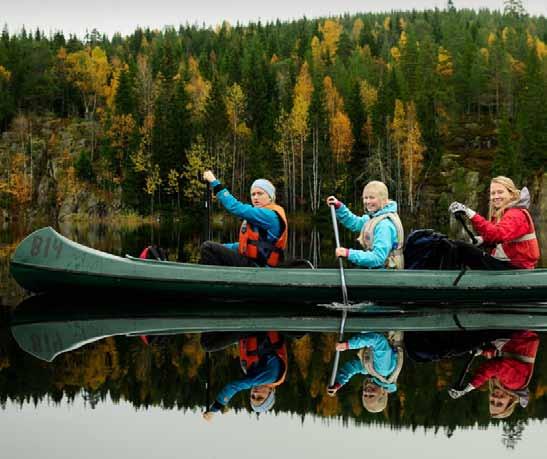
[1, 116, 121, 223]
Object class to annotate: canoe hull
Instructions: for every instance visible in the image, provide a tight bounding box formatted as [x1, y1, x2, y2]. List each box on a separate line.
[10, 227, 547, 304]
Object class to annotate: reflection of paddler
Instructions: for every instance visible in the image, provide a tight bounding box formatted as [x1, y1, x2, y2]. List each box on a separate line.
[326, 332, 403, 413]
[202, 332, 287, 421]
[448, 330, 539, 419]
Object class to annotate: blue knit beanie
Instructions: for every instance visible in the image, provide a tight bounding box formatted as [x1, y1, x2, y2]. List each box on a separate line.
[251, 389, 275, 413]
[251, 179, 276, 201]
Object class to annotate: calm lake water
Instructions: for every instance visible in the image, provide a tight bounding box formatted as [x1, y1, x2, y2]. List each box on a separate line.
[1, 217, 547, 458]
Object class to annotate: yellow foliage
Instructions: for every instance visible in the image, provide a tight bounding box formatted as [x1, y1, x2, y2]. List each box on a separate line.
[65, 46, 111, 113]
[399, 18, 407, 30]
[3, 153, 32, 207]
[399, 31, 408, 49]
[185, 56, 212, 120]
[319, 19, 343, 61]
[532, 37, 547, 58]
[0, 65, 11, 82]
[290, 62, 313, 140]
[225, 83, 247, 133]
[480, 47, 490, 63]
[57, 47, 67, 60]
[311, 36, 322, 68]
[323, 76, 345, 118]
[270, 54, 279, 64]
[359, 80, 378, 112]
[351, 18, 364, 42]
[108, 113, 136, 161]
[487, 32, 497, 47]
[145, 164, 161, 196]
[508, 55, 525, 75]
[181, 136, 214, 201]
[391, 99, 406, 144]
[329, 110, 354, 164]
[291, 335, 312, 379]
[437, 46, 454, 77]
[383, 16, 391, 31]
[390, 47, 401, 62]
[166, 169, 180, 196]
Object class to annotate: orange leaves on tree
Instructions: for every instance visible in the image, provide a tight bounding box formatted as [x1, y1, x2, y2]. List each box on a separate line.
[324, 76, 354, 164]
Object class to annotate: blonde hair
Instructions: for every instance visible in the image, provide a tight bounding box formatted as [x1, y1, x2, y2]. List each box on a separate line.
[488, 379, 519, 419]
[363, 181, 389, 207]
[489, 176, 520, 221]
[361, 380, 388, 413]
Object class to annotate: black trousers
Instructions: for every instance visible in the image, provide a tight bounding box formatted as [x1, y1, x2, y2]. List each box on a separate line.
[453, 241, 514, 270]
[199, 241, 258, 267]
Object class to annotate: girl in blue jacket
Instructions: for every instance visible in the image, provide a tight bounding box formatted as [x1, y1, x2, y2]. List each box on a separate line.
[327, 181, 404, 269]
[327, 332, 402, 413]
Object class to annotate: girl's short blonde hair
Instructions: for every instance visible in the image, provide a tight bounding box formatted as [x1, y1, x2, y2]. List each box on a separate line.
[363, 181, 389, 202]
[489, 176, 520, 221]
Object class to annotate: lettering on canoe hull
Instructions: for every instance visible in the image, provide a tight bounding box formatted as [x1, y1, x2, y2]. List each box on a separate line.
[30, 235, 63, 259]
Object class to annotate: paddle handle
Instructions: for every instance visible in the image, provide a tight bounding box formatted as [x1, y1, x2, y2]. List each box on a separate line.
[329, 204, 349, 387]
[454, 212, 477, 245]
[204, 182, 212, 241]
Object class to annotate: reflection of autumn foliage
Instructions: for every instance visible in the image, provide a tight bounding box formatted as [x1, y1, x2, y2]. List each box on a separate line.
[436, 360, 455, 391]
[317, 391, 340, 416]
[0, 329, 11, 371]
[180, 335, 205, 380]
[292, 334, 312, 379]
[320, 334, 337, 363]
[55, 337, 122, 391]
[2, 330, 546, 428]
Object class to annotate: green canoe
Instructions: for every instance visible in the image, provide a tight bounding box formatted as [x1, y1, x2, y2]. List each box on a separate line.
[10, 226, 547, 304]
[10, 296, 547, 361]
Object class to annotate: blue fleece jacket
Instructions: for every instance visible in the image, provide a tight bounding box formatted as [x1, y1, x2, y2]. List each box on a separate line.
[335, 332, 398, 393]
[212, 180, 281, 252]
[335, 200, 400, 268]
[211, 354, 282, 411]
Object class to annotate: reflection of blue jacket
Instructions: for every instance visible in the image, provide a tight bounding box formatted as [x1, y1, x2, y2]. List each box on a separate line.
[335, 201, 399, 268]
[211, 179, 281, 252]
[335, 332, 398, 393]
[211, 354, 282, 411]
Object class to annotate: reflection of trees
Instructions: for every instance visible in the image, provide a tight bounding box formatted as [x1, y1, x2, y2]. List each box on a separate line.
[0, 332, 546, 433]
[502, 420, 525, 450]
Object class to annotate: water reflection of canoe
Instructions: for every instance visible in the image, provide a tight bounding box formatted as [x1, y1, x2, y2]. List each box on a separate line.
[10, 295, 547, 361]
[10, 227, 547, 303]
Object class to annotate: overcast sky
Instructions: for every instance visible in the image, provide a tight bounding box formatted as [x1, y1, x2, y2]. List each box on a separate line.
[2, 1, 546, 38]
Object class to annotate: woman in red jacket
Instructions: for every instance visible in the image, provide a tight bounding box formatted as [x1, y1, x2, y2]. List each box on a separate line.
[449, 176, 540, 269]
[448, 330, 539, 419]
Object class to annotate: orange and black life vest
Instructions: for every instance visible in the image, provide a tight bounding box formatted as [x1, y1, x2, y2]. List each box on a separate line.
[239, 332, 288, 387]
[238, 204, 288, 267]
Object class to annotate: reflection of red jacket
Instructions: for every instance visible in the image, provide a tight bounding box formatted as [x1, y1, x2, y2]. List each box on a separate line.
[471, 208, 540, 269]
[471, 331, 539, 390]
